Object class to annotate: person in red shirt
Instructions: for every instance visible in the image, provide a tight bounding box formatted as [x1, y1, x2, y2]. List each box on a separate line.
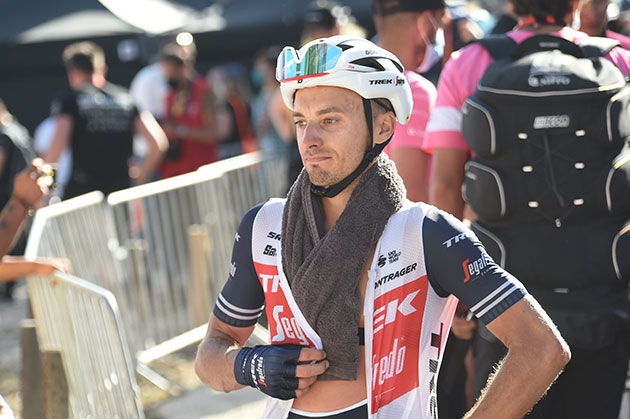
[159, 39, 221, 178]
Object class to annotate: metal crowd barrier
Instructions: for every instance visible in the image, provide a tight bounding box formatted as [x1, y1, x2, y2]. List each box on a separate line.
[195, 152, 288, 300]
[25, 151, 286, 390]
[107, 152, 286, 359]
[25, 191, 124, 296]
[24, 191, 139, 352]
[28, 271, 143, 419]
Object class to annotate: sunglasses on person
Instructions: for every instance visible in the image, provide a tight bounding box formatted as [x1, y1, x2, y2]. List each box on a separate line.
[276, 43, 344, 82]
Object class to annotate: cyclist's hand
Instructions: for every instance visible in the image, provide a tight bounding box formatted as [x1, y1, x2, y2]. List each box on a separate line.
[234, 344, 327, 400]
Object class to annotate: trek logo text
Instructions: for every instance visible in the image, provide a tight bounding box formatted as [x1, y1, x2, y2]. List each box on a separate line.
[373, 290, 419, 333]
[442, 232, 470, 248]
[369, 78, 394, 85]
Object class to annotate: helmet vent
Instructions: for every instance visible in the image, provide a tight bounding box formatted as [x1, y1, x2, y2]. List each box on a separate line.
[351, 57, 385, 71]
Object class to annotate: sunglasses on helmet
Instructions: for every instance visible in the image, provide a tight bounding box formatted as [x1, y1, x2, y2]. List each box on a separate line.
[276, 43, 343, 83]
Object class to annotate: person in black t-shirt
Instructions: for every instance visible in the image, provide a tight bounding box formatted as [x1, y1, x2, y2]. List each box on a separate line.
[0, 99, 36, 298]
[44, 42, 168, 199]
[0, 100, 34, 211]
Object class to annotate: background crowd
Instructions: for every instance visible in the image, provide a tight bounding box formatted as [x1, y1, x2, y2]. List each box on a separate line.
[1, 0, 630, 418]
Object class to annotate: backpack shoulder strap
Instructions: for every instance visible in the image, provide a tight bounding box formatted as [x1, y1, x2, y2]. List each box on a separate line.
[577, 36, 620, 58]
[475, 34, 518, 60]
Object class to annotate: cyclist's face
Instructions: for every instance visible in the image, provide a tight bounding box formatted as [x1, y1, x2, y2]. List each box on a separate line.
[293, 86, 370, 188]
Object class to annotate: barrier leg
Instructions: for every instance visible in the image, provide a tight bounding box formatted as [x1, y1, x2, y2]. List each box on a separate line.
[21, 319, 43, 419]
[188, 225, 212, 326]
[41, 350, 69, 419]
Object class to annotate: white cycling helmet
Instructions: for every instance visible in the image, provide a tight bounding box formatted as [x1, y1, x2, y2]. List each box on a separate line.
[276, 36, 413, 197]
[276, 35, 413, 125]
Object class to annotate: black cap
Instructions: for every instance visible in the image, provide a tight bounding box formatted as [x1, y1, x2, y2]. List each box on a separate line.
[304, 7, 337, 30]
[372, 0, 445, 16]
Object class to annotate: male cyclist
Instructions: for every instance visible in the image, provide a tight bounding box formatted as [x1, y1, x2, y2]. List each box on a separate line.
[195, 36, 569, 419]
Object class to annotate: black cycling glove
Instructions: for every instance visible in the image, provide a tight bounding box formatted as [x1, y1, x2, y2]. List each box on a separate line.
[234, 343, 303, 400]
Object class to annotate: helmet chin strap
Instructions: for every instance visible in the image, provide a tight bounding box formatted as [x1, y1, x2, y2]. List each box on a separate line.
[311, 98, 391, 198]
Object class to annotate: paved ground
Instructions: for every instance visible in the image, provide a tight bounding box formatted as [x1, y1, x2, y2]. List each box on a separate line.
[3, 280, 630, 419]
[0, 281, 29, 375]
[146, 386, 266, 419]
[0, 280, 267, 419]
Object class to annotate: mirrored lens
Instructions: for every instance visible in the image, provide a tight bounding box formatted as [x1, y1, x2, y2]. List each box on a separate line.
[276, 43, 342, 82]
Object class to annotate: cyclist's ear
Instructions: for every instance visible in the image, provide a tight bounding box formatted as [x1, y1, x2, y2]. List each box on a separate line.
[374, 110, 396, 145]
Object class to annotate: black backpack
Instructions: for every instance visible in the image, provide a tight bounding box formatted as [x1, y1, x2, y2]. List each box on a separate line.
[461, 35, 630, 331]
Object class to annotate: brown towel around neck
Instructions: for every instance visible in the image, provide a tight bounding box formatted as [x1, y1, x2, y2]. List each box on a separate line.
[281, 154, 406, 380]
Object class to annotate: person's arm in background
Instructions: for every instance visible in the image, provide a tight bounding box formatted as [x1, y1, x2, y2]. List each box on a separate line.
[0, 160, 50, 257]
[0, 256, 70, 281]
[392, 148, 430, 202]
[133, 111, 168, 185]
[425, 43, 494, 220]
[424, 44, 493, 337]
[429, 147, 468, 219]
[43, 114, 72, 164]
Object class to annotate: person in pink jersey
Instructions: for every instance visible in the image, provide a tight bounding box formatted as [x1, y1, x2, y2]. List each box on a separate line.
[425, 1, 630, 418]
[425, 29, 630, 217]
[372, 0, 443, 204]
[372, 2, 476, 418]
[425, 10, 630, 202]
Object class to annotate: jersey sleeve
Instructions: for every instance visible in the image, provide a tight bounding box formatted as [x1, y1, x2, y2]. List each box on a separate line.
[212, 203, 266, 327]
[422, 206, 527, 324]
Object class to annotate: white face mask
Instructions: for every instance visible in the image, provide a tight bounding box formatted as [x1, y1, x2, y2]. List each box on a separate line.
[572, 9, 581, 30]
[417, 42, 442, 73]
[417, 20, 445, 74]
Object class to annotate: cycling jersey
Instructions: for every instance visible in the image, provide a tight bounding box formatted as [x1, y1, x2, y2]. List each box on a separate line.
[214, 199, 526, 419]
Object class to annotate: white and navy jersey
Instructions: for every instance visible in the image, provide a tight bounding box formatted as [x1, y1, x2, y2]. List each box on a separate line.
[213, 200, 527, 418]
[214, 201, 526, 328]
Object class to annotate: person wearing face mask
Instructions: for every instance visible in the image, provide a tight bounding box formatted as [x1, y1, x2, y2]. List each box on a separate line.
[373, 3, 476, 418]
[424, 1, 630, 417]
[371, 0, 443, 204]
[415, 7, 446, 85]
[158, 39, 222, 179]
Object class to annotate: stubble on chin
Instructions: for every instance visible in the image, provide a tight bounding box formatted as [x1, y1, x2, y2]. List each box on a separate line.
[306, 167, 338, 187]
